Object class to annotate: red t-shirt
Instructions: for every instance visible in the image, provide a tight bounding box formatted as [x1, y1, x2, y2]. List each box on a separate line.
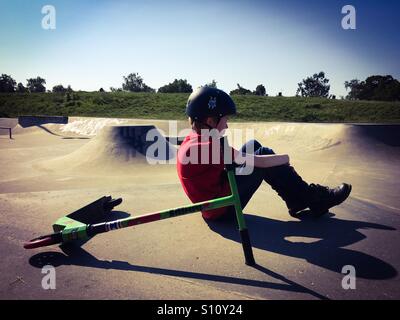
[177, 130, 232, 220]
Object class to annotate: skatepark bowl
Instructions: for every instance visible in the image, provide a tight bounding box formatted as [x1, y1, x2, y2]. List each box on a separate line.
[0, 116, 399, 299]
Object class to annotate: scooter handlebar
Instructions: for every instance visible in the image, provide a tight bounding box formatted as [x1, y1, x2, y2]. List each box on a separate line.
[23, 233, 63, 249]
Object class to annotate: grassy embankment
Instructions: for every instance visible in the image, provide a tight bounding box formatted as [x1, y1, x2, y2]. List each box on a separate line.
[1, 91, 399, 123]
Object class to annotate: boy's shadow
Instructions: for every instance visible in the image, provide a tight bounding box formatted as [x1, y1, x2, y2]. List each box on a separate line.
[206, 212, 397, 280]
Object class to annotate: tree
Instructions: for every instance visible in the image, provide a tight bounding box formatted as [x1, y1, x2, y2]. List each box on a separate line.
[362, 75, 398, 101]
[0, 74, 16, 92]
[110, 87, 122, 92]
[52, 84, 67, 93]
[122, 72, 155, 92]
[158, 79, 192, 93]
[16, 82, 28, 93]
[99, 88, 105, 92]
[344, 76, 400, 101]
[230, 83, 252, 95]
[254, 84, 266, 96]
[26, 77, 46, 93]
[344, 79, 362, 100]
[369, 75, 400, 101]
[205, 80, 217, 88]
[296, 71, 330, 98]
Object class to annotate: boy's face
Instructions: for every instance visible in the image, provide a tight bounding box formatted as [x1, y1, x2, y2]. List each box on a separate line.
[206, 116, 229, 134]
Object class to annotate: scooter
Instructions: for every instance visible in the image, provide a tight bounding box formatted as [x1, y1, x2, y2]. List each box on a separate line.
[23, 138, 256, 266]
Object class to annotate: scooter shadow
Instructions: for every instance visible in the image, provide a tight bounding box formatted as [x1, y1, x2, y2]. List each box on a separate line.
[29, 245, 328, 299]
[28, 211, 329, 299]
[206, 211, 397, 280]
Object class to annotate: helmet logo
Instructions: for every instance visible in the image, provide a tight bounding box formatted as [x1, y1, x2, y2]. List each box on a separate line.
[208, 97, 217, 109]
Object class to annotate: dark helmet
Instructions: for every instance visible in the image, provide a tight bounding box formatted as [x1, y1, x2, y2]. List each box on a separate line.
[186, 87, 236, 121]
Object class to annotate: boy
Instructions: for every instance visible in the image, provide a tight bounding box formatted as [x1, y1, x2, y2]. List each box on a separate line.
[177, 87, 352, 221]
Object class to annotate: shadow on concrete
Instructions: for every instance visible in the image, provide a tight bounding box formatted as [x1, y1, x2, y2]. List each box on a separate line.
[206, 212, 397, 280]
[27, 211, 396, 298]
[28, 209, 328, 299]
[353, 124, 400, 147]
[29, 246, 328, 299]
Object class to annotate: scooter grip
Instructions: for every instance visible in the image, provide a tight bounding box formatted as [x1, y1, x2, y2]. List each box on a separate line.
[23, 232, 63, 249]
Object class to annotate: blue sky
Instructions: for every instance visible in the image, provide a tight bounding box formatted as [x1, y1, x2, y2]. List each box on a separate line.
[0, 0, 399, 96]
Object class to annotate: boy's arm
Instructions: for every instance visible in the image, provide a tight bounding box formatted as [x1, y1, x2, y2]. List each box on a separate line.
[231, 147, 289, 168]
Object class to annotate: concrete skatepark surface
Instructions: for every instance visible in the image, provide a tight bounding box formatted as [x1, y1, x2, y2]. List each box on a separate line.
[0, 116, 399, 300]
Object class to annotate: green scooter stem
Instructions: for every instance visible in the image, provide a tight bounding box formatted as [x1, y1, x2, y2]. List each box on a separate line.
[225, 163, 255, 266]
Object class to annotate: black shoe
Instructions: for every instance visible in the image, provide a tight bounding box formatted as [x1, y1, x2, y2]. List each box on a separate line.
[308, 183, 352, 216]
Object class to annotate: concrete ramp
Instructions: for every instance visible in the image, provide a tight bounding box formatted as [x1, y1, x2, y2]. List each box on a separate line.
[41, 125, 178, 174]
[0, 118, 51, 136]
[227, 122, 400, 165]
[221, 122, 400, 217]
[0, 117, 74, 137]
